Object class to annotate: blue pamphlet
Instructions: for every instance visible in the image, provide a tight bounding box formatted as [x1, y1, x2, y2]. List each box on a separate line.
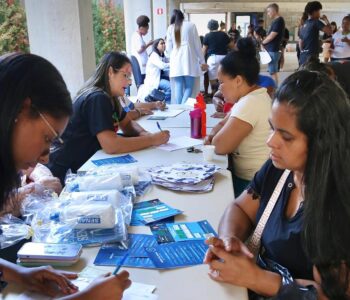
[94, 234, 157, 268]
[91, 154, 137, 166]
[131, 199, 182, 225]
[145, 240, 208, 269]
[150, 220, 217, 244]
[130, 215, 175, 226]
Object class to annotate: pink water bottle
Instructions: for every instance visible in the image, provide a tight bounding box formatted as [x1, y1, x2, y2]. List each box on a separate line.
[190, 108, 202, 139]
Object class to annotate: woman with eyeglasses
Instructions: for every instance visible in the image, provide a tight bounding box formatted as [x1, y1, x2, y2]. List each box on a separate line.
[0, 52, 131, 298]
[137, 38, 171, 103]
[48, 51, 170, 184]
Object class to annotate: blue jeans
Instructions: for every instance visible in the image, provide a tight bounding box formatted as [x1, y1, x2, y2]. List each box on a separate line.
[173, 76, 195, 104]
[268, 51, 281, 75]
[158, 79, 171, 103]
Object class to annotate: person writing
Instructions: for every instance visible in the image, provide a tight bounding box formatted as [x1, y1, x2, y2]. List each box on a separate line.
[48, 52, 170, 184]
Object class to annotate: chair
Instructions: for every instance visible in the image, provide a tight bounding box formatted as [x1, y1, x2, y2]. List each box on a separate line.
[130, 55, 144, 89]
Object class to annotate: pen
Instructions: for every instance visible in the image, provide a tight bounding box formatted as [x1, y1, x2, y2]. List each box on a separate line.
[156, 121, 163, 132]
[113, 252, 129, 275]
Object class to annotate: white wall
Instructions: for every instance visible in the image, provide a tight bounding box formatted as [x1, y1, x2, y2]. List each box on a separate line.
[25, 0, 96, 98]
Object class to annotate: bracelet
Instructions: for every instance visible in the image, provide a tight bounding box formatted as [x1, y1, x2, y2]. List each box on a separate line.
[135, 108, 142, 117]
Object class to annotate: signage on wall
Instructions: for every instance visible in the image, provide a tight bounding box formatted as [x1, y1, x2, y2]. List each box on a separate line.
[156, 8, 164, 15]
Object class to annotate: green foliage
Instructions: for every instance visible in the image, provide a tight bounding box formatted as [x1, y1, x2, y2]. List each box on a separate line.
[0, 0, 29, 54]
[92, 0, 126, 64]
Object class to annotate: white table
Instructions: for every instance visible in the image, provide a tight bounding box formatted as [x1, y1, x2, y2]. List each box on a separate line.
[137, 104, 220, 132]
[3, 131, 248, 300]
[79, 130, 228, 172]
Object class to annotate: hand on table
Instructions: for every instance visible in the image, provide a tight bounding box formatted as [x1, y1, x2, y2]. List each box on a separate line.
[152, 101, 166, 111]
[151, 130, 170, 146]
[204, 236, 253, 264]
[78, 271, 131, 300]
[5, 264, 78, 297]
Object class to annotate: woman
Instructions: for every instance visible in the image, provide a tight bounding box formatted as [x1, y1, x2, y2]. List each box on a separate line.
[204, 38, 271, 196]
[0, 53, 130, 299]
[322, 21, 337, 62]
[202, 19, 232, 95]
[166, 9, 207, 104]
[204, 70, 350, 299]
[137, 38, 171, 103]
[48, 51, 170, 184]
[330, 15, 350, 61]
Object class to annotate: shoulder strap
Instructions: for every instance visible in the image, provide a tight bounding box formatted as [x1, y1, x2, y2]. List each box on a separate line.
[247, 169, 291, 255]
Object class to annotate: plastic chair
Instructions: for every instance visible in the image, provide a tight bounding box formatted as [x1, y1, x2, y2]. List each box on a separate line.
[130, 55, 144, 89]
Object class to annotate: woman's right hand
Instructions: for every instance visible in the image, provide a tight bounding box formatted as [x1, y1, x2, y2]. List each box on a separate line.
[77, 271, 131, 300]
[151, 131, 170, 146]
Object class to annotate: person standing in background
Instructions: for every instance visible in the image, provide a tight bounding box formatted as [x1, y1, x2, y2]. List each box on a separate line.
[322, 21, 337, 62]
[131, 15, 153, 81]
[203, 19, 232, 96]
[330, 15, 350, 61]
[166, 9, 207, 104]
[261, 3, 285, 85]
[299, 1, 332, 66]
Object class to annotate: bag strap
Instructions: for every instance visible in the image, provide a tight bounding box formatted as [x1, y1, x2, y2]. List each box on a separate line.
[247, 169, 291, 255]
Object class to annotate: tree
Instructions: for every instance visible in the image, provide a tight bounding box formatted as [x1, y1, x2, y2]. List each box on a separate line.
[92, 0, 126, 64]
[0, 0, 29, 54]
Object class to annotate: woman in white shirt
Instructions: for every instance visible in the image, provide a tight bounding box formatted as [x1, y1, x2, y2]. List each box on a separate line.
[204, 38, 271, 196]
[137, 38, 171, 103]
[331, 15, 350, 61]
[166, 9, 207, 104]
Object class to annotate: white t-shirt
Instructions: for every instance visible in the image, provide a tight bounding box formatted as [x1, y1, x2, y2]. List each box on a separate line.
[131, 31, 148, 74]
[230, 88, 271, 181]
[332, 30, 350, 59]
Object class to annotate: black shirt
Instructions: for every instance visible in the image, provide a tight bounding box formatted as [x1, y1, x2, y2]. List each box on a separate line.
[203, 31, 230, 56]
[265, 16, 285, 52]
[329, 61, 350, 98]
[48, 89, 126, 183]
[300, 19, 325, 55]
[248, 159, 313, 280]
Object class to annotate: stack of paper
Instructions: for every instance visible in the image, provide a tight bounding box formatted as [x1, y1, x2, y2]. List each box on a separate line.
[148, 163, 220, 193]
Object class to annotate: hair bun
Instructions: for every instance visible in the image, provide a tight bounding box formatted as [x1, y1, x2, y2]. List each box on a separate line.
[236, 38, 257, 58]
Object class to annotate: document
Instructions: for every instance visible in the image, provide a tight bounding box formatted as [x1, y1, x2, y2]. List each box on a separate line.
[131, 199, 182, 225]
[92, 154, 137, 166]
[156, 136, 202, 152]
[150, 220, 217, 243]
[152, 109, 184, 118]
[145, 240, 208, 269]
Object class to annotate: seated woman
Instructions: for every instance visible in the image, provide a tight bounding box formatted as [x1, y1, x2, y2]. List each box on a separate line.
[204, 70, 350, 299]
[0, 53, 130, 299]
[48, 51, 170, 184]
[204, 38, 271, 196]
[212, 74, 276, 116]
[137, 38, 171, 103]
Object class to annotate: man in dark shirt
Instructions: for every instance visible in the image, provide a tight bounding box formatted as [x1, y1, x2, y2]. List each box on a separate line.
[228, 22, 241, 42]
[299, 1, 331, 66]
[262, 3, 285, 85]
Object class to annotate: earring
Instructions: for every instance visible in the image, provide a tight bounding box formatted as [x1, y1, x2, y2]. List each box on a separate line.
[14, 118, 18, 123]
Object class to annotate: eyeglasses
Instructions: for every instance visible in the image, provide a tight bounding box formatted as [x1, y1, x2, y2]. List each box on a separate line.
[116, 69, 133, 81]
[38, 111, 64, 144]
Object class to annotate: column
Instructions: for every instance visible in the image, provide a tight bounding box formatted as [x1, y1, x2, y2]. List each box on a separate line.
[25, 0, 96, 97]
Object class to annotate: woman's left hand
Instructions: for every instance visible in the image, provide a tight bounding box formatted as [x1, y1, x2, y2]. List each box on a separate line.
[208, 245, 258, 287]
[153, 101, 166, 111]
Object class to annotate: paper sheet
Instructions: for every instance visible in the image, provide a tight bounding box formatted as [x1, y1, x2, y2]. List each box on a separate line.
[156, 136, 202, 151]
[152, 109, 185, 118]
